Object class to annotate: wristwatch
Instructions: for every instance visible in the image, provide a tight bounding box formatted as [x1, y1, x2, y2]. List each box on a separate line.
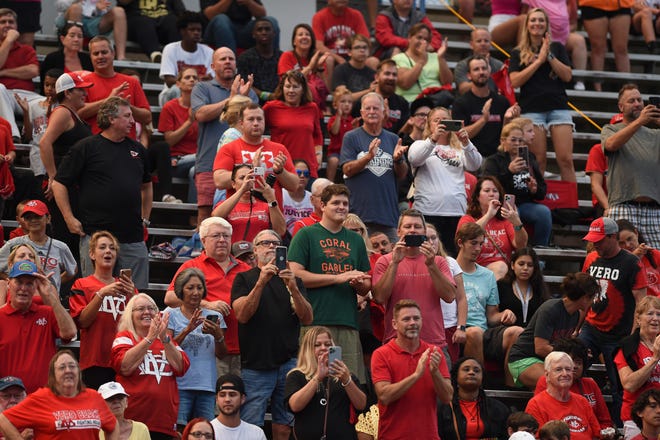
[547, 52, 555, 61]
[267, 200, 278, 208]
[162, 335, 171, 344]
[458, 325, 467, 331]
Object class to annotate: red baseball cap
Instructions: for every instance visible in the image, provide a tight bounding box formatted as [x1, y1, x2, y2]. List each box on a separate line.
[583, 217, 618, 242]
[21, 200, 49, 217]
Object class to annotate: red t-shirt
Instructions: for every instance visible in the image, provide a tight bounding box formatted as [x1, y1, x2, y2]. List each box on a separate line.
[278, 51, 309, 76]
[614, 342, 660, 421]
[81, 71, 151, 139]
[157, 98, 198, 156]
[373, 253, 453, 347]
[263, 100, 323, 177]
[2, 387, 116, 439]
[213, 137, 296, 207]
[642, 250, 660, 298]
[291, 212, 321, 238]
[535, 376, 613, 429]
[458, 215, 515, 266]
[166, 252, 251, 354]
[460, 400, 486, 440]
[68, 276, 136, 370]
[0, 302, 64, 393]
[327, 115, 354, 156]
[214, 199, 271, 244]
[111, 330, 190, 436]
[526, 390, 600, 440]
[312, 7, 369, 56]
[585, 144, 607, 207]
[0, 42, 38, 91]
[371, 339, 449, 440]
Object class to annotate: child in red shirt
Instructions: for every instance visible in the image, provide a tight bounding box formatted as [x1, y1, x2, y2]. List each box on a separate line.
[327, 86, 356, 182]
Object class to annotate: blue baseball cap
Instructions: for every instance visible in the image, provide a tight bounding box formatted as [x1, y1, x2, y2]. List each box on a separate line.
[8, 261, 39, 278]
[0, 376, 25, 391]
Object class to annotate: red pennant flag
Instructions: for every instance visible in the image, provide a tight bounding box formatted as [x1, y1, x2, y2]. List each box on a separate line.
[491, 60, 517, 106]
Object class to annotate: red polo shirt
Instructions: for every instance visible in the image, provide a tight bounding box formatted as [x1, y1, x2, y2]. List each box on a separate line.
[0, 302, 64, 393]
[167, 251, 250, 354]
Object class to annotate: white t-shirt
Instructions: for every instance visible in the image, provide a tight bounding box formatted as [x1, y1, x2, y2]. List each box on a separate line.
[441, 256, 463, 328]
[210, 419, 266, 440]
[282, 190, 313, 234]
[159, 41, 214, 79]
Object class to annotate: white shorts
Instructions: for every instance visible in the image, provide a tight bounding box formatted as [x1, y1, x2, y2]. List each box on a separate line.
[488, 14, 518, 32]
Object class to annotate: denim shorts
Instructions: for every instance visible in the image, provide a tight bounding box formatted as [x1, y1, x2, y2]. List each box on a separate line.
[241, 358, 297, 426]
[177, 390, 215, 426]
[524, 109, 575, 130]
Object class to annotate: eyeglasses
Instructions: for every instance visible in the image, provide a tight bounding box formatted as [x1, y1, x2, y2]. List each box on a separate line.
[206, 233, 231, 241]
[66, 20, 83, 27]
[55, 363, 78, 372]
[256, 240, 281, 247]
[296, 170, 310, 177]
[508, 137, 525, 144]
[133, 306, 158, 314]
[0, 392, 25, 400]
[189, 432, 214, 439]
[413, 112, 429, 118]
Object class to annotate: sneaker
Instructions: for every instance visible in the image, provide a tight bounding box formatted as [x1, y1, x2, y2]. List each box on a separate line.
[574, 81, 585, 91]
[150, 51, 162, 63]
[162, 194, 182, 203]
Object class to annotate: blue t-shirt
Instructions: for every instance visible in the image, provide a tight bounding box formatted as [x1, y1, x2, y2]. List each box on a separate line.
[463, 265, 499, 330]
[165, 307, 226, 392]
[339, 127, 400, 228]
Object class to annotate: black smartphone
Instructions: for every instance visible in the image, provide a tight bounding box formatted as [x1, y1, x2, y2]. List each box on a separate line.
[275, 246, 287, 271]
[440, 119, 463, 131]
[207, 315, 219, 323]
[404, 234, 426, 247]
[650, 96, 660, 108]
[517, 145, 529, 166]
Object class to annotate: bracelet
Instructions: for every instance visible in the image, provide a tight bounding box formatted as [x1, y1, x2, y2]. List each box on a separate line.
[341, 376, 352, 387]
[514, 224, 524, 231]
[95, 291, 103, 301]
[144, 337, 153, 345]
[215, 336, 225, 344]
[273, 168, 283, 175]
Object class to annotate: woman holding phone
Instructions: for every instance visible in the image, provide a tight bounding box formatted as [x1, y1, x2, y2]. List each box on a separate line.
[408, 106, 483, 255]
[165, 268, 226, 429]
[285, 326, 367, 440]
[483, 122, 551, 247]
[458, 176, 528, 280]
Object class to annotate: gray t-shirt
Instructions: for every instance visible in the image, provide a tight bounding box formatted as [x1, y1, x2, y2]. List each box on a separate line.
[602, 123, 660, 205]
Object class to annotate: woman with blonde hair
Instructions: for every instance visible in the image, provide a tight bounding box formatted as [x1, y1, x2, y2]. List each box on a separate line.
[112, 294, 190, 440]
[483, 122, 551, 247]
[343, 213, 373, 255]
[285, 326, 366, 440]
[509, 8, 574, 182]
[408, 106, 482, 255]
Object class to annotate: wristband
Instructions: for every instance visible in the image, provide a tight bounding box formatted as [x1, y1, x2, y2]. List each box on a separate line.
[259, 91, 270, 101]
[273, 168, 283, 175]
[215, 336, 225, 344]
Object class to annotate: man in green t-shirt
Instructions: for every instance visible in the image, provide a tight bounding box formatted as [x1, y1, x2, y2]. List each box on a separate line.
[289, 184, 371, 382]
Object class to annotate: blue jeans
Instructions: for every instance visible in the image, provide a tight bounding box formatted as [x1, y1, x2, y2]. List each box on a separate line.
[173, 154, 197, 203]
[204, 15, 280, 51]
[578, 323, 622, 427]
[517, 202, 552, 246]
[177, 390, 215, 426]
[240, 358, 296, 426]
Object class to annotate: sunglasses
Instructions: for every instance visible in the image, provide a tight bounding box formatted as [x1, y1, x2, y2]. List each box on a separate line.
[296, 170, 310, 177]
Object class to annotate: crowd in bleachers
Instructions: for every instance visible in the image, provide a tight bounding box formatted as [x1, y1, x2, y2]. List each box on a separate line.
[0, 0, 658, 439]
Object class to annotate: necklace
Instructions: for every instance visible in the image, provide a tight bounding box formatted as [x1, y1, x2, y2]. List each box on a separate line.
[459, 399, 479, 422]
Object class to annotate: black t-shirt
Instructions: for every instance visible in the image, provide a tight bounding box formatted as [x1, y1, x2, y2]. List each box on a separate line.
[55, 134, 150, 243]
[331, 63, 375, 93]
[452, 90, 511, 157]
[237, 47, 282, 94]
[284, 370, 359, 440]
[508, 298, 579, 362]
[231, 267, 306, 370]
[509, 42, 570, 113]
